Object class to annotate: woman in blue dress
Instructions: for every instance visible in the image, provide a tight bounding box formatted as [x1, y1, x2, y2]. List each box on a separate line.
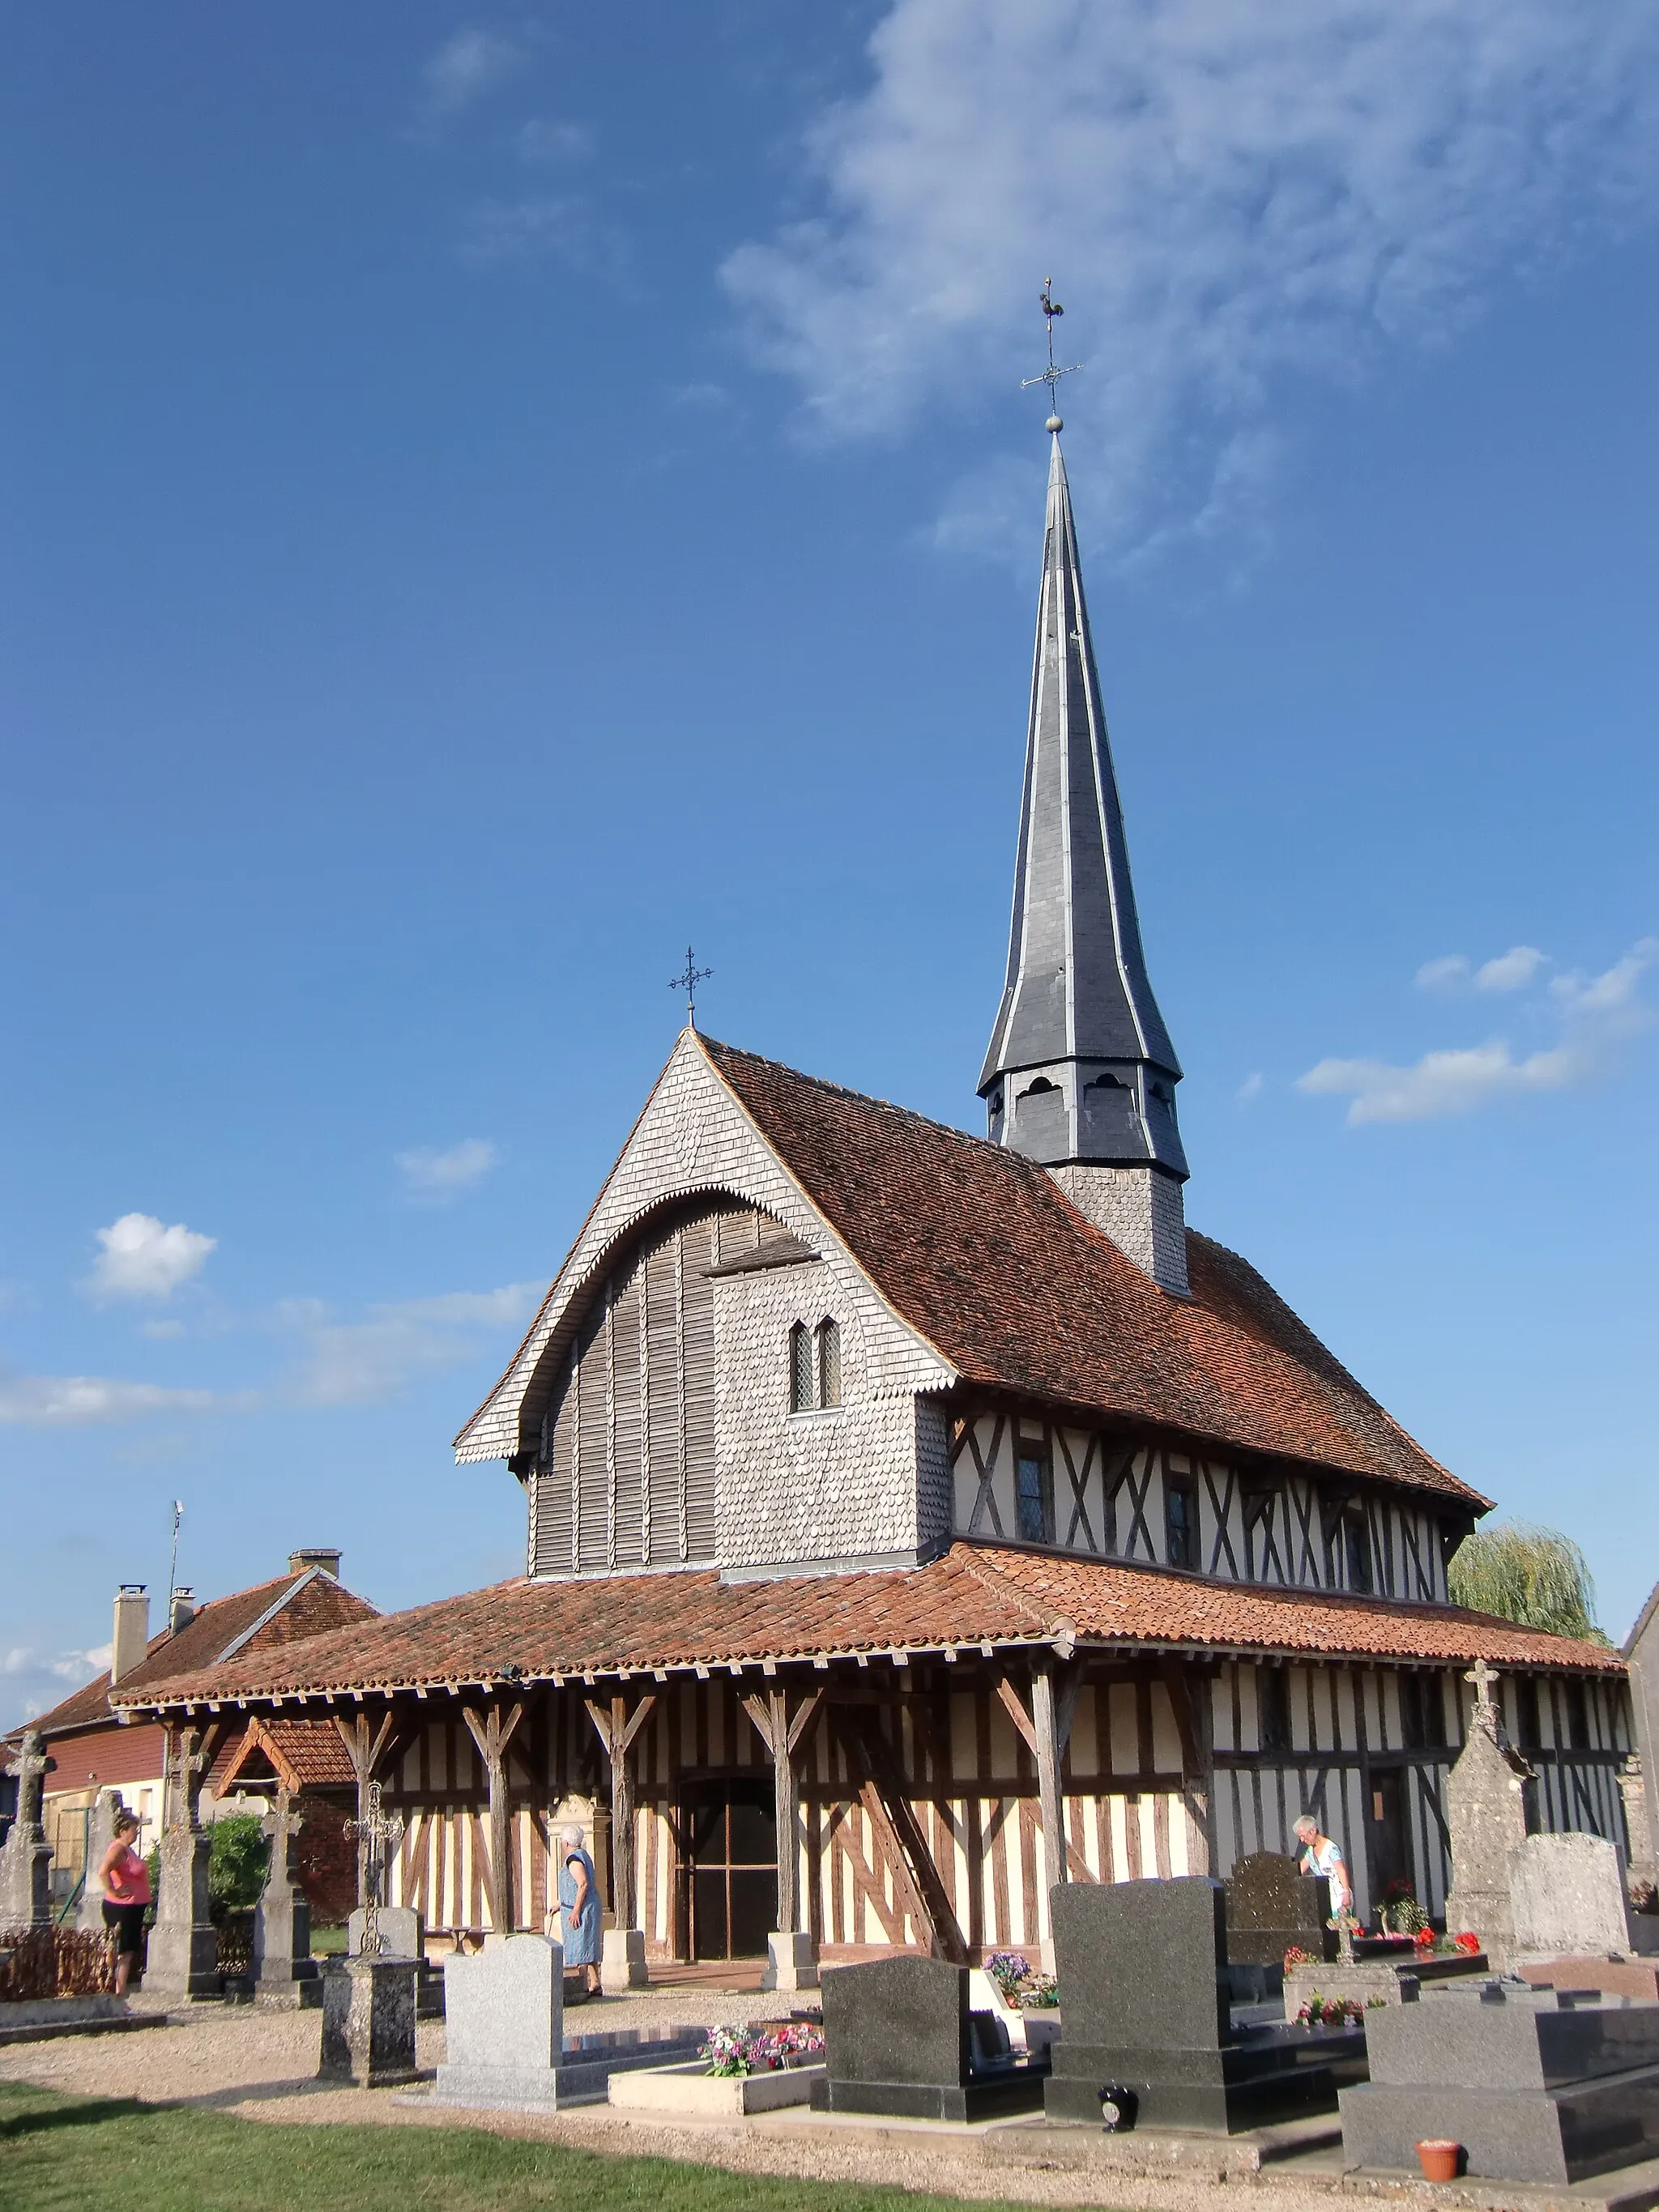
[557, 1822, 602, 1994]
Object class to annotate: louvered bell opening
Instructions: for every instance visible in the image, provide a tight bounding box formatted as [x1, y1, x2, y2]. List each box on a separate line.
[817, 1319, 842, 1409]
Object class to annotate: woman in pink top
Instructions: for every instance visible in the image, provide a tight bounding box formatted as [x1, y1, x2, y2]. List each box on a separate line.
[99, 1810, 151, 1995]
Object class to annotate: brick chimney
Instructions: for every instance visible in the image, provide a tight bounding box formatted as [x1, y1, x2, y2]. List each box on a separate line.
[288, 1547, 341, 1580]
[168, 1587, 197, 1635]
[110, 1586, 150, 1685]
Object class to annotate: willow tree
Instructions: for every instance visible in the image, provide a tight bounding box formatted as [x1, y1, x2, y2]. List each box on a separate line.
[1448, 1520, 1607, 1643]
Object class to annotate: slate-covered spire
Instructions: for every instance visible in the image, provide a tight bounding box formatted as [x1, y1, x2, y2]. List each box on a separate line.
[979, 424, 1191, 1294]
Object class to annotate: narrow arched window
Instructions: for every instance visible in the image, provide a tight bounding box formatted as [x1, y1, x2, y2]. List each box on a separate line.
[816, 1319, 842, 1409]
[789, 1322, 813, 1413]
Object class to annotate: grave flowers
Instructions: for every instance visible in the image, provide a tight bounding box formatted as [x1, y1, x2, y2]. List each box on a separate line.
[702, 2022, 825, 2077]
[1295, 1993, 1380, 2028]
[985, 1950, 1059, 2008]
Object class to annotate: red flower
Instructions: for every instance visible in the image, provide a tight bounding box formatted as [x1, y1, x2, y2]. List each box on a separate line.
[1453, 1932, 1480, 1954]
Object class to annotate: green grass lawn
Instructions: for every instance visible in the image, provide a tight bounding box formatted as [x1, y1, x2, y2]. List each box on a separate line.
[0, 2082, 1063, 2212]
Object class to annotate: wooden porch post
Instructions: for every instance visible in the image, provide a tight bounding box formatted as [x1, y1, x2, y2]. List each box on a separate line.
[331, 1707, 404, 1910]
[462, 1701, 526, 1933]
[584, 1690, 657, 1980]
[741, 1684, 825, 1985]
[1030, 1664, 1067, 1891]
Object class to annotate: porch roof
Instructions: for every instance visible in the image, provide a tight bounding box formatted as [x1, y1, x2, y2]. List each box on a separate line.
[113, 1541, 1623, 1714]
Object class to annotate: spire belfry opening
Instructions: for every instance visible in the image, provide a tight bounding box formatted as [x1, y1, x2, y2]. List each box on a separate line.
[979, 362, 1189, 1296]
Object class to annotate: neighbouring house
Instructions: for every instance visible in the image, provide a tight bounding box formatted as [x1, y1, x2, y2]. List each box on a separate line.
[111, 425, 1631, 1968]
[6, 1549, 375, 1912]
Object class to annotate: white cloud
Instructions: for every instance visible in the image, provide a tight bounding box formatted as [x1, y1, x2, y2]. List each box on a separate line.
[518, 117, 592, 164]
[422, 27, 520, 114]
[1476, 945, 1547, 991]
[1301, 936, 1657, 1123]
[286, 1283, 542, 1408]
[395, 1138, 498, 1201]
[723, 0, 1659, 560]
[139, 1318, 186, 1340]
[1, 1642, 114, 1727]
[87, 1213, 215, 1302]
[1415, 954, 1471, 991]
[455, 197, 608, 271]
[1237, 1072, 1264, 1103]
[0, 1372, 219, 1426]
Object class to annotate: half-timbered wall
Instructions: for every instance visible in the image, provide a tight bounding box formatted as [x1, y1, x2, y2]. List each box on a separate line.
[530, 1200, 794, 1576]
[952, 1409, 1454, 1603]
[377, 1664, 1628, 1948]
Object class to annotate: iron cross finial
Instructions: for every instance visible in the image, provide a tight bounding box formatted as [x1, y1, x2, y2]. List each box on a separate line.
[1021, 277, 1083, 428]
[668, 945, 713, 1030]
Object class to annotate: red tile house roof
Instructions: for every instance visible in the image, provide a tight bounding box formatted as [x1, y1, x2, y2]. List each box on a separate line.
[116, 1541, 1620, 1714]
[11, 1570, 379, 1746]
[703, 1039, 1483, 1505]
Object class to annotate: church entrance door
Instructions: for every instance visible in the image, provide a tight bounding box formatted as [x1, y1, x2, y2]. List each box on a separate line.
[680, 1780, 776, 1959]
[1367, 1767, 1410, 1907]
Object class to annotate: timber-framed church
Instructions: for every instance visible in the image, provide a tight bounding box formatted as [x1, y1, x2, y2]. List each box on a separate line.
[119, 423, 1629, 1972]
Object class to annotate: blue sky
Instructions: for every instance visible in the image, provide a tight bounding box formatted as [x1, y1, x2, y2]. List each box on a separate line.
[3, 3, 1656, 1728]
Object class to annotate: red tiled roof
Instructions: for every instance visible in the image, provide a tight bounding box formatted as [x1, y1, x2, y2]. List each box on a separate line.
[115, 1542, 1622, 1709]
[700, 1039, 1483, 1507]
[215, 1715, 357, 1792]
[12, 1572, 379, 1745]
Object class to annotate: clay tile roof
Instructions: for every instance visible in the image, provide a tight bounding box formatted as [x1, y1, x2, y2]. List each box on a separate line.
[15, 1571, 379, 1744]
[699, 1038, 1485, 1508]
[215, 1715, 358, 1792]
[116, 1541, 1622, 1710]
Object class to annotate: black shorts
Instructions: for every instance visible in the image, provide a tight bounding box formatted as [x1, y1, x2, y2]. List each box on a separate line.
[102, 1899, 147, 1954]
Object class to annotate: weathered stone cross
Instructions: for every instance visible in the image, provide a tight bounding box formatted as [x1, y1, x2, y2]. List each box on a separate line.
[164, 1728, 210, 1831]
[262, 1788, 305, 1884]
[346, 1779, 404, 1956]
[1465, 1657, 1500, 1734]
[4, 1729, 50, 1835]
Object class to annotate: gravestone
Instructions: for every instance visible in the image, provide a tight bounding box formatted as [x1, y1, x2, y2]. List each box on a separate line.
[348, 1903, 423, 1959]
[1444, 1661, 1533, 1969]
[1225, 1852, 1331, 1969]
[144, 1733, 219, 2000]
[75, 1791, 129, 1935]
[1340, 1980, 1659, 2184]
[318, 1956, 420, 2087]
[1045, 1875, 1364, 2133]
[1511, 1833, 1631, 1961]
[423, 1933, 710, 2111]
[0, 1730, 53, 1929]
[253, 1791, 318, 2007]
[812, 1954, 1048, 2120]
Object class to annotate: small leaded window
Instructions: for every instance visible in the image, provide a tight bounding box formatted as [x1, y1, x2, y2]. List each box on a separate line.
[1166, 1477, 1197, 1568]
[789, 1322, 813, 1413]
[1260, 1667, 1291, 1752]
[1016, 1450, 1050, 1543]
[1342, 1509, 1373, 1594]
[816, 1319, 842, 1408]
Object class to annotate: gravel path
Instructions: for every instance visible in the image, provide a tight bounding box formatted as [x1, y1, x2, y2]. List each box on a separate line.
[0, 1991, 1363, 2212]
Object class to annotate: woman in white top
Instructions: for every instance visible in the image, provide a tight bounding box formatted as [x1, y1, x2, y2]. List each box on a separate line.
[1293, 1813, 1352, 1921]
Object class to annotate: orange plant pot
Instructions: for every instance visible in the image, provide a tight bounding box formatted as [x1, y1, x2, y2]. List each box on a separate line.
[1416, 2140, 1462, 2183]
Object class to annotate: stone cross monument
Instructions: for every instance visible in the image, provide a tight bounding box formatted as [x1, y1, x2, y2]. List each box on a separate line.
[75, 1788, 132, 1933]
[253, 1788, 317, 2005]
[0, 1728, 54, 1928]
[1444, 1662, 1533, 1970]
[345, 1780, 404, 1958]
[144, 1726, 220, 1999]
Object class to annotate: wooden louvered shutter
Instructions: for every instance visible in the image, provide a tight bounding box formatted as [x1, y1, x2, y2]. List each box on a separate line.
[610, 1259, 645, 1566]
[576, 1302, 609, 1572]
[538, 1360, 577, 1575]
[680, 1214, 719, 1561]
[646, 1230, 684, 1564]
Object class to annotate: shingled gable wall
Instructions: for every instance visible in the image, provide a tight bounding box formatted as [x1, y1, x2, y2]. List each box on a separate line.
[458, 1029, 958, 1577]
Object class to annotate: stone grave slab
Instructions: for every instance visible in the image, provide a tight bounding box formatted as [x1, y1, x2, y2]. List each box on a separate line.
[252, 1792, 319, 2009]
[1340, 1980, 1659, 2184]
[0, 1732, 53, 1930]
[318, 1956, 419, 2087]
[144, 1827, 217, 2000]
[1045, 1875, 1365, 2134]
[1444, 1664, 1533, 1968]
[1224, 1852, 1332, 1971]
[1512, 1833, 1632, 1963]
[1522, 1960, 1659, 2003]
[812, 1954, 1048, 2121]
[74, 1792, 128, 1935]
[422, 1933, 707, 2112]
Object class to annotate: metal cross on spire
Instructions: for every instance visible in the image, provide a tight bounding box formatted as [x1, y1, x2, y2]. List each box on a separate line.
[1020, 278, 1083, 430]
[668, 945, 713, 1029]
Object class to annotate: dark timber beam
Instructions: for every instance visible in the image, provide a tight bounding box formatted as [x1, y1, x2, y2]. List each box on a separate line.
[584, 1691, 657, 1933]
[740, 1686, 825, 1937]
[462, 1700, 526, 1933]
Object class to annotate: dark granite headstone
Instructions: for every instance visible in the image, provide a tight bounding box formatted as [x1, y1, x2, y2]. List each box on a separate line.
[1225, 1852, 1333, 1968]
[1046, 1876, 1364, 2133]
[1341, 1981, 1659, 2184]
[812, 1954, 1047, 2120]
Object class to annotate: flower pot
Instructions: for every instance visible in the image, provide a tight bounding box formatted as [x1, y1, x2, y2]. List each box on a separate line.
[1416, 2140, 1462, 2183]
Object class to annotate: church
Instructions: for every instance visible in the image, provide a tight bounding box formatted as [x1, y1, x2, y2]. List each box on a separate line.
[118, 420, 1629, 1975]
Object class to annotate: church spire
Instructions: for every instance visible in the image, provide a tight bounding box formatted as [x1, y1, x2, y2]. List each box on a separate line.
[979, 418, 1190, 1295]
